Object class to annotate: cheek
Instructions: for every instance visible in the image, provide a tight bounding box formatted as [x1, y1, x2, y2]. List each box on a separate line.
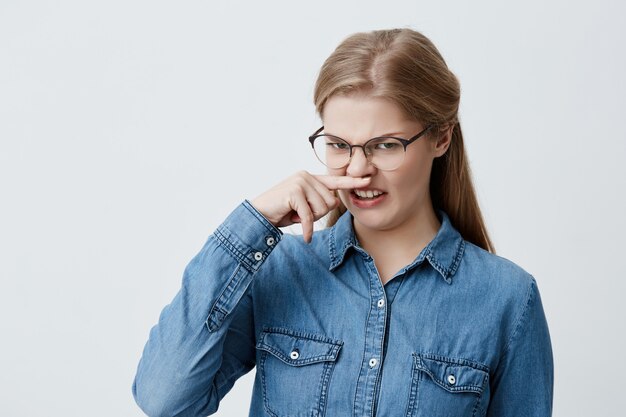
[392, 158, 434, 191]
[408, 162, 431, 181]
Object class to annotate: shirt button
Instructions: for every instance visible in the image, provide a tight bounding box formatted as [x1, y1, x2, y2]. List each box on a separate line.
[369, 358, 378, 368]
[377, 298, 385, 308]
[447, 374, 456, 385]
[253, 252, 263, 261]
[290, 350, 300, 360]
[266, 236, 275, 246]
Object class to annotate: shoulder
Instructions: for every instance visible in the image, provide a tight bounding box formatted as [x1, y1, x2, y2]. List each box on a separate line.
[456, 240, 539, 321]
[456, 241, 548, 352]
[460, 240, 536, 290]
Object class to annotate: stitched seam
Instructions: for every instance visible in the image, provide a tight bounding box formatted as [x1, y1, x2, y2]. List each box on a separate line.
[256, 344, 339, 366]
[329, 226, 337, 268]
[415, 353, 489, 393]
[426, 252, 452, 283]
[260, 345, 337, 417]
[405, 354, 420, 417]
[471, 386, 484, 417]
[242, 200, 283, 236]
[369, 260, 387, 417]
[213, 228, 254, 272]
[448, 239, 466, 277]
[472, 371, 490, 416]
[206, 265, 240, 319]
[352, 264, 375, 417]
[206, 264, 247, 332]
[427, 253, 444, 272]
[260, 326, 343, 345]
[318, 360, 335, 417]
[501, 277, 536, 357]
[256, 327, 343, 366]
[416, 367, 484, 393]
[259, 352, 279, 417]
[411, 353, 488, 414]
[419, 353, 490, 372]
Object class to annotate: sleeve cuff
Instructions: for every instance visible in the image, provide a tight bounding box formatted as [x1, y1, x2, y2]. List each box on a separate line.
[213, 200, 283, 272]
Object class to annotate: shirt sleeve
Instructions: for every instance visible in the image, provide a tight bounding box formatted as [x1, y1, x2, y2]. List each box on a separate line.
[486, 277, 554, 417]
[132, 200, 282, 417]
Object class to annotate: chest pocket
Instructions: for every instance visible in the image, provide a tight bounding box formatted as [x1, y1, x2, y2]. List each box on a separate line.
[406, 353, 490, 417]
[256, 327, 343, 417]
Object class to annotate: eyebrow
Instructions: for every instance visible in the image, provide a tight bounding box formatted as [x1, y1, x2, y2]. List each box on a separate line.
[324, 131, 407, 140]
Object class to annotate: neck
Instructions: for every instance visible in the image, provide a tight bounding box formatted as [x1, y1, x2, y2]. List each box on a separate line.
[354, 203, 441, 263]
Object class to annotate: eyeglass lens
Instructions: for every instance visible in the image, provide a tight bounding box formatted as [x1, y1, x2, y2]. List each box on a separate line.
[312, 136, 406, 171]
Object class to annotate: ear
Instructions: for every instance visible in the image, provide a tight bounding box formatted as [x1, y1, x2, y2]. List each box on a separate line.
[432, 124, 453, 158]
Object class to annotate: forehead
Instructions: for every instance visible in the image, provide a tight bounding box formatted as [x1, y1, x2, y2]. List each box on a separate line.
[322, 94, 420, 140]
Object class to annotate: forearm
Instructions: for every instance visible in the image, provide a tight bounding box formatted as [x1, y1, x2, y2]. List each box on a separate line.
[132, 201, 282, 416]
[487, 278, 554, 416]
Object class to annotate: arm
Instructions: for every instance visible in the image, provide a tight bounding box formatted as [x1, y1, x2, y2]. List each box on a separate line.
[132, 172, 369, 416]
[132, 201, 282, 417]
[486, 278, 554, 417]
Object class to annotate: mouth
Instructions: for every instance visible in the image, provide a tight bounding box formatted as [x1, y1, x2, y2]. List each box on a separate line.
[351, 188, 386, 200]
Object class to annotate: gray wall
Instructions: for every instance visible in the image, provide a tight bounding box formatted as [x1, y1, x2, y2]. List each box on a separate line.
[1, 0, 624, 416]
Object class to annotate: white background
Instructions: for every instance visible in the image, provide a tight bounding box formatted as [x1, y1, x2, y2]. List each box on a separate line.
[1, 1, 625, 416]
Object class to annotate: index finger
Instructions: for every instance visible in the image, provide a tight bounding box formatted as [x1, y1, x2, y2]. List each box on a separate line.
[313, 175, 371, 190]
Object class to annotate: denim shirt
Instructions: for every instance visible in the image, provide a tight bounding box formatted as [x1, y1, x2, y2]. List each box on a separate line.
[133, 200, 553, 417]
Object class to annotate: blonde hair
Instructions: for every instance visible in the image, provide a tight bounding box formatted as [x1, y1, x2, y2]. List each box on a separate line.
[314, 28, 494, 253]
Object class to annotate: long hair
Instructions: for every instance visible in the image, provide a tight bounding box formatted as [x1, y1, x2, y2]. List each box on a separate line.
[313, 28, 494, 253]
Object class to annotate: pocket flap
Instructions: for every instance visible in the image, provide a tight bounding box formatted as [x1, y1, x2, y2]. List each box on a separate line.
[414, 353, 489, 393]
[256, 327, 343, 366]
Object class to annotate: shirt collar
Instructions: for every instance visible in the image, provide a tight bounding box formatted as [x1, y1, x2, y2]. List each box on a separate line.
[328, 209, 465, 284]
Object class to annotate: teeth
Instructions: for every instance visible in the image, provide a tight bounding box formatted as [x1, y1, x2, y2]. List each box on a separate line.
[355, 189, 383, 198]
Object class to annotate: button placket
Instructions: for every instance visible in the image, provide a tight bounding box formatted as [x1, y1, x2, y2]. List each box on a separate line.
[353, 256, 388, 417]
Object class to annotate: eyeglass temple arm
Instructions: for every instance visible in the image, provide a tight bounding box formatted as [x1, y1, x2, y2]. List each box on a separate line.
[310, 126, 324, 138]
[308, 126, 325, 147]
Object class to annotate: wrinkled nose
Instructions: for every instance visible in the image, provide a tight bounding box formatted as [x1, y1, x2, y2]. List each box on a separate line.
[346, 146, 377, 178]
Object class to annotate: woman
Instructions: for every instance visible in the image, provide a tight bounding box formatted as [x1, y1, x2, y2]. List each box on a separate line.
[133, 28, 553, 416]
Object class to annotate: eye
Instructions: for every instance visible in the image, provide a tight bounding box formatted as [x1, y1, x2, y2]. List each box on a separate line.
[369, 139, 403, 152]
[328, 142, 349, 150]
[374, 142, 399, 150]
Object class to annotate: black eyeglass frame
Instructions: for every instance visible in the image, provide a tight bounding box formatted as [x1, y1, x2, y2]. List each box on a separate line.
[308, 124, 434, 170]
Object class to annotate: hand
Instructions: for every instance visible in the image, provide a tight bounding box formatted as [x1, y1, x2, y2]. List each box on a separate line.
[251, 171, 371, 243]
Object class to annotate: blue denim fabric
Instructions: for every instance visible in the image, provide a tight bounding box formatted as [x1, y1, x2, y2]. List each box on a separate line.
[133, 200, 553, 417]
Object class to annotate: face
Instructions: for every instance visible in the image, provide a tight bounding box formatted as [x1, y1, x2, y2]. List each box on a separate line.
[322, 94, 448, 235]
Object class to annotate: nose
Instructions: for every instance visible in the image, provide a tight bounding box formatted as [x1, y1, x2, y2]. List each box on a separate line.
[346, 146, 377, 178]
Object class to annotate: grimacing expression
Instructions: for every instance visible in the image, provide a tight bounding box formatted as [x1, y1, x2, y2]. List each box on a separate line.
[322, 94, 449, 235]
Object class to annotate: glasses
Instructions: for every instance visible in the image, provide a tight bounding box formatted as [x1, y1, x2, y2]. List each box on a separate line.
[308, 125, 433, 171]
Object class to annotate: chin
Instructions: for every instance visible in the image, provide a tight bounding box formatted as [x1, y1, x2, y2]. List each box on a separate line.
[350, 210, 397, 232]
